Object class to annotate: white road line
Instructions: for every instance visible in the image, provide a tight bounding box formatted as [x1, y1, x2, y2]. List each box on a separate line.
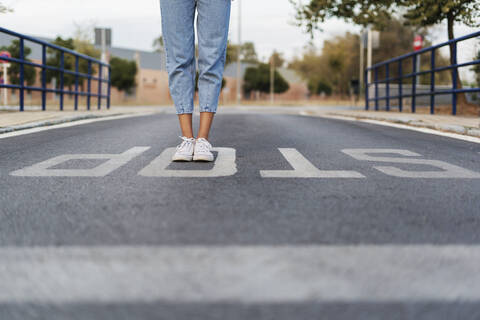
[0, 113, 154, 140]
[10, 147, 150, 177]
[1, 245, 480, 303]
[360, 119, 480, 144]
[139, 147, 237, 177]
[342, 148, 480, 178]
[304, 112, 480, 144]
[260, 148, 365, 178]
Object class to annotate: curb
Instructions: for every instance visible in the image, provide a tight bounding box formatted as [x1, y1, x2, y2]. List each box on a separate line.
[327, 113, 480, 138]
[0, 113, 124, 135]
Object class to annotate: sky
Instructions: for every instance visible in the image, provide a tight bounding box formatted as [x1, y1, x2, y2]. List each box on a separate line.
[1, 0, 479, 74]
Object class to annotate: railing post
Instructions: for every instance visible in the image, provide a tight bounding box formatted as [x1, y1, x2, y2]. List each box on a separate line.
[374, 67, 379, 111]
[41, 45, 46, 111]
[385, 63, 390, 111]
[365, 69, 369, 110]
[398, 60, 403, 112]
[19, 38, 25, 112]
[87, 60, 92, 111]
[98, 63, 102, 110]
[430, 49, 436, 114]
[411, 54, 417, 113]
[59, 51, 64, 111]
[107, 65, 111, 109]
[74, 56, 79, 111]
[451, 42, 457, 115]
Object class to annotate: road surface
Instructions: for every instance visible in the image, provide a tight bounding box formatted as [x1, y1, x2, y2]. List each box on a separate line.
[1, 111, 479, 319]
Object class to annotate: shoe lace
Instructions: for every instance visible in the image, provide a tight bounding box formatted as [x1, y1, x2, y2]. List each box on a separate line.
[177, 136, 194, 151]
[196, 138, 211, 152]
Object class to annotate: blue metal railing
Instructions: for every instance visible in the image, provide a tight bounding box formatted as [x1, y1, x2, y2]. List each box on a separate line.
[365, 30, 480, 115]
[0, 26, 110, 111]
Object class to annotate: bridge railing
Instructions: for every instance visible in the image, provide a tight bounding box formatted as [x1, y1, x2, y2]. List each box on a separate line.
[365, 30, 480, 115]
[0, 26, 110, 111]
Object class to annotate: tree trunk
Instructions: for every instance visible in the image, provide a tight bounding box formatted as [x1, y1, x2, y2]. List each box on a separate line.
[447, 12, 468, 113]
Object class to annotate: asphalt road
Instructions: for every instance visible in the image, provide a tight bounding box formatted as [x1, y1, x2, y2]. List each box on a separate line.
[1, 111, 480, 319]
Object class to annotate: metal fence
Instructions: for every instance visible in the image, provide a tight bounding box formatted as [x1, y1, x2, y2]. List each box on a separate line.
[0, 26, 110, 111]
[365, 30, 480, 115]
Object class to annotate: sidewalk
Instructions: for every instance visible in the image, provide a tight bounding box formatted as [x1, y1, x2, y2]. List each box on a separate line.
[0, 106, 169, 134]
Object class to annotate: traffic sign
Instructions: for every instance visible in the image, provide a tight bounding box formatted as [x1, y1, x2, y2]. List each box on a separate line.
[413, 35, 423, 51]
[0, 51, 11, 63]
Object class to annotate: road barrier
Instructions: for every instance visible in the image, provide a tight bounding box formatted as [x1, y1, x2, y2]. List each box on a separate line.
[365, 30, 480, 115]
[0, 26, 110, 111]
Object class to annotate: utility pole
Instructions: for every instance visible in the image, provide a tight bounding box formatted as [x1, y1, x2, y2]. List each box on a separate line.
[359, 29, 365, 95]
[236, 0, 242, 106]
[270, 54, 275, 104]
[367, 28, 373, 84]
[95, 28, 112, 102]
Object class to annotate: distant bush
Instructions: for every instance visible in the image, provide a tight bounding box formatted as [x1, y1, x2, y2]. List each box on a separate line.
[243, 63, 289, 97]
[110, 56, 137, 94]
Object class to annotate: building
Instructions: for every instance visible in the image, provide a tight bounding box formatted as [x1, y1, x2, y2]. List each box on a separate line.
[1, 31, 308, 107]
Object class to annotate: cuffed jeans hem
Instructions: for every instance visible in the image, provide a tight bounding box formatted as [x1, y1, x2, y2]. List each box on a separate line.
[175, 106, 194, 115]
[199, 106, 217, 113]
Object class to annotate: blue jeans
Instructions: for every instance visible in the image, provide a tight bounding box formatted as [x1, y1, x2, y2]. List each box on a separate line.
[160, 0, 231, 114]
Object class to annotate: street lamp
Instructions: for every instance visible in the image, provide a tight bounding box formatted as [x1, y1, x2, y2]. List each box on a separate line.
[236, 0, 242, 106]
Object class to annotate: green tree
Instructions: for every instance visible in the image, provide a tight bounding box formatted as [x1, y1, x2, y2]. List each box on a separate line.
[73, 39, 101, 90]
[241, 42, 258, 63]
[73, 26, 101, 90]
[402, 1, 480, 43]
[290, 0, 480, 42]
[291, 0, 480, 110]
[308, 79, 332, 96]
[269, 50, 285, 68]
[0, 40, 36, 87]
[46, 36, 100, 91]
[110, 56, 137, 95]
[290, 33, 359, 96]
[402, 1, 480, 108]
[46, 37, 76, 89]
[473, 49, 480, 87]
[243, 63, 289, 98]
[152, 35, 164, 52]
[368, 19, 450, 85]
[226, 42, 238, 65]
[226, 41, 259, 65]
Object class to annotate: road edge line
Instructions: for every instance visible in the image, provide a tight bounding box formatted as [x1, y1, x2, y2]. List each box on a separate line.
[0, 112, 156, 140]
[300, 111, 480, 144]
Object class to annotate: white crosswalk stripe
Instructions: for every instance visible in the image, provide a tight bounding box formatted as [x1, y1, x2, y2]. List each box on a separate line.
[1, 245, 479, 303]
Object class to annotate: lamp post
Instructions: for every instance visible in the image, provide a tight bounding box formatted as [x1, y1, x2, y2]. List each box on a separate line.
[270, 53, 275, 104]
[236, 0, 242, 106]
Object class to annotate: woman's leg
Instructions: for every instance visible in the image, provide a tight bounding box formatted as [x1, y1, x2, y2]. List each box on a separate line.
[160, 0, 196, 136]
[178, 114, 194, 138]
[196, 0, 231, 139]
[197, 112, 214, 140]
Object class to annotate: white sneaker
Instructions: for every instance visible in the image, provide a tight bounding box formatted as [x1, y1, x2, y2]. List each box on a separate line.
[172, 136, 195, 161]
[193, 138, 214, 162]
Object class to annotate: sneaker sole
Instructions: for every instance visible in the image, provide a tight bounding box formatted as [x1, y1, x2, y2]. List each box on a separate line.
[172, 155, 193, 162]
[193, 154, 214, 162]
